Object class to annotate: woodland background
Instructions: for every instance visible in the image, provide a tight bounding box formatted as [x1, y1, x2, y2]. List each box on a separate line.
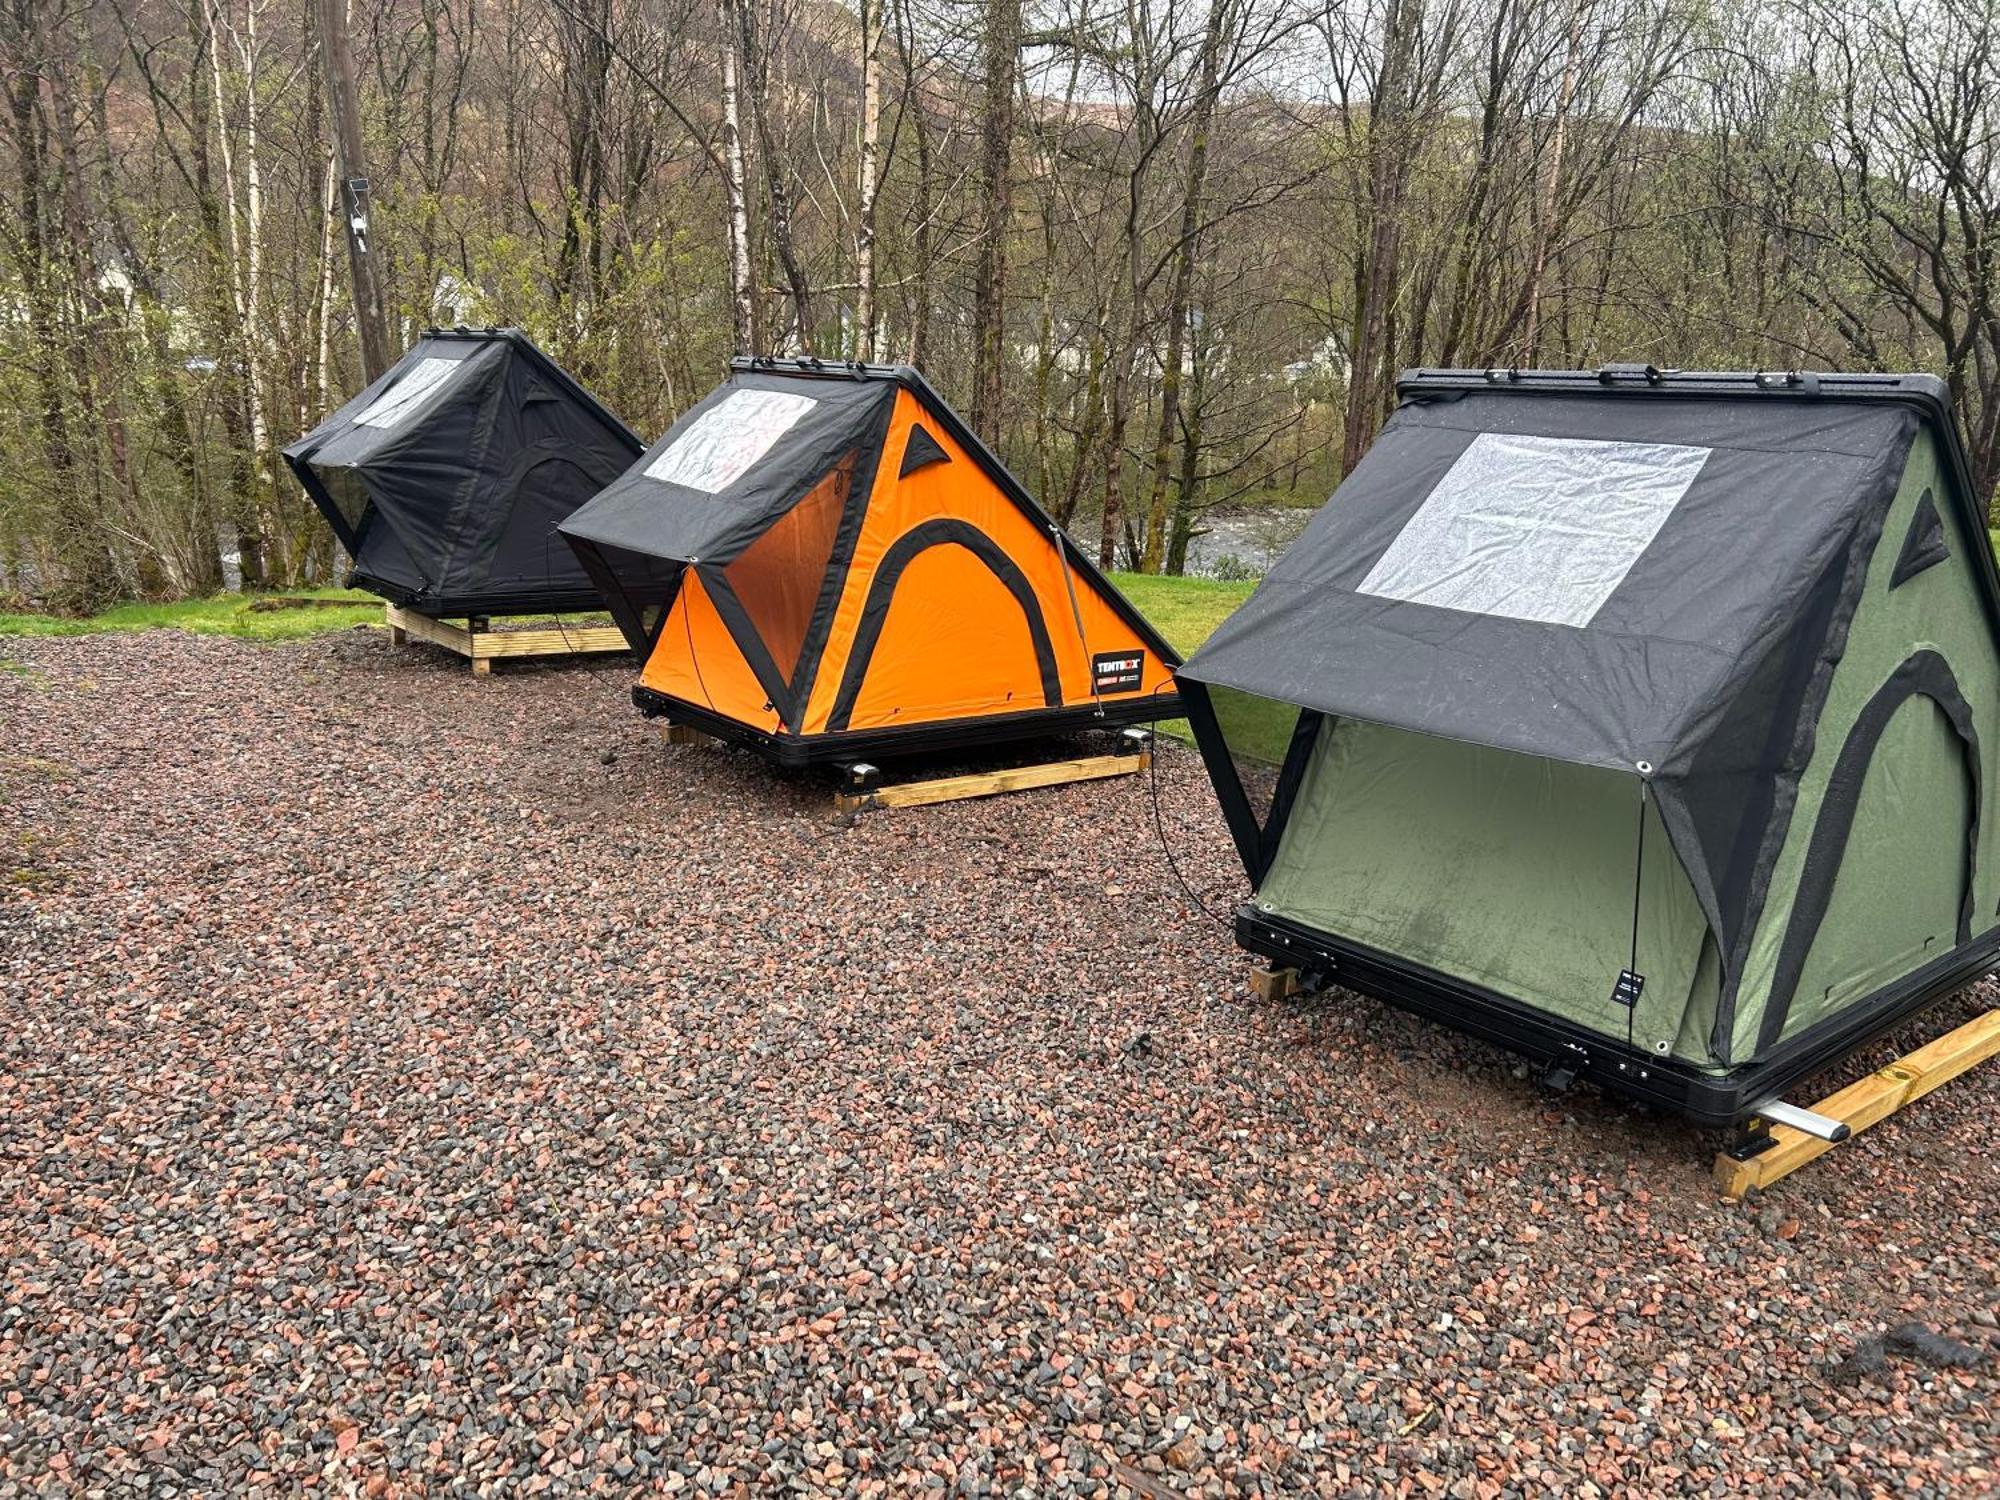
[3, 0, 1998, 608]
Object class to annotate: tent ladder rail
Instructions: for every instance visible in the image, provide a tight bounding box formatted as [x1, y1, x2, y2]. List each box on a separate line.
[1714, 1006, 2000, 1197]
[1744, 1098, 1851, 1143]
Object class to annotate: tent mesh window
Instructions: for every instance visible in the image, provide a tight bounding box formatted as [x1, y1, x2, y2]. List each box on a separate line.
[1206, 684, 1304, 834]
[318, 466, 373, 543]
[723, 451, 855, 685]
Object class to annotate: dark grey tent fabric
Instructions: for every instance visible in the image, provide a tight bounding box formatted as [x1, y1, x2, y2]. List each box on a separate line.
[284, 329, 642, 616]
[1178, 372, 1992, 998]
[559, 369, 898, 568]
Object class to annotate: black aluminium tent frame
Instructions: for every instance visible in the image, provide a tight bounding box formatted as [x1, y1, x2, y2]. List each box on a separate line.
[1182, 365, 2000, 1127]
[287, 327, 644, 617]
[619, 355, 1184, 767]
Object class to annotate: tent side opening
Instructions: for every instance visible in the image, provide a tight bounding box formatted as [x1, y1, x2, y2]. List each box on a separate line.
[1248, 716, 1722, 1068]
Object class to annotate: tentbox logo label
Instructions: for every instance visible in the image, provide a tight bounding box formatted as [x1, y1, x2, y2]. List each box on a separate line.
[1092, 650, 1145, 693]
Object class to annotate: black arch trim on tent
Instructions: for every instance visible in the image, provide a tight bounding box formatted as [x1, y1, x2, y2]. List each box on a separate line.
[1891, 488, 1952, 589]
[899, 423, 952, 477]
[1754, 649, 1981, 1056]
[697, 564, 802, 728]
[825, 518, 1063, 734]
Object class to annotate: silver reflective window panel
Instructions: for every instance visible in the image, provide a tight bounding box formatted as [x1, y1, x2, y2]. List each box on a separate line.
[644, 389, 819, 494]
[1356, 432, 1711, 628]
[353, 357, 465, 430]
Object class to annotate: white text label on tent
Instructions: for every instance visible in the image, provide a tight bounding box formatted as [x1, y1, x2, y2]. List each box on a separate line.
[645, 389, 819, 494]
[353, 357, 466, 430]
[1357, 432, 1711, 628]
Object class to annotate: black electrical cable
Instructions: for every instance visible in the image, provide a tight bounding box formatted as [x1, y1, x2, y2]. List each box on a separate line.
[1145, 728, 1238, 931]
[539, 522, 621, 683]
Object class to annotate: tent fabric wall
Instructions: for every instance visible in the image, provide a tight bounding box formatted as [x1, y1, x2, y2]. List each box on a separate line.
[1770, 697, 1973, 1037]
[640, 569, 783, 733]
[1730, 431, 2000, 1059]
[285, 329, 642, 617]
[794, 389, 1171, 737]
[1182, 369, 2000, 1122]
[1256, 720, 1716, 1062]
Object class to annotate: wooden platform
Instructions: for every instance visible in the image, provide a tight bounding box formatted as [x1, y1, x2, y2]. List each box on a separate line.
[1249, 963, 1300, 1002]
[385, 604, 627, 675]
[836, 738, 1152, 814]
[1715, 1007, 2000, 1197]
[658, 722, 719, 747]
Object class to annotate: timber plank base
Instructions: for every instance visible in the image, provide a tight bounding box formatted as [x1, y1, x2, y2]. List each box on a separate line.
[658, 722, 720, 747]
[836, 741, 1152, 815]
[1715, 1006, 2000, 1197]
[384, 604, 628, 675]
[1249, 964, 1300, 1002]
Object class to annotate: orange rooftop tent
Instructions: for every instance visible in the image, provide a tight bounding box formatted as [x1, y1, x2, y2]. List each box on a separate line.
[559, 358, 1180, 765]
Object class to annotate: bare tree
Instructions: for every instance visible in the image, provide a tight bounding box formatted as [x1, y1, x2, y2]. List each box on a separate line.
[317, 0, 391, 381]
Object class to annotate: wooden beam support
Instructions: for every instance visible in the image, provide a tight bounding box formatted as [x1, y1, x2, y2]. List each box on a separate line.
[385, 604, 473, 655]
[468, 624, 629, 661]
[383, 604, 627, 674]
[836, 746, 1149, 814]
[1249, 964, 1299, 1002]
[1714, 1006, 2000, 1197]
[659, 722, 719, 747]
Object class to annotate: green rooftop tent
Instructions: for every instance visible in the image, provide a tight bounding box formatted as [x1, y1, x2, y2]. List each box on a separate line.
[1177, 367, 2000, 1125]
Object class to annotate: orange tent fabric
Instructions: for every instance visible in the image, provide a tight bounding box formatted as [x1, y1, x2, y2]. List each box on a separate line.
[563, 359, 1179, 766]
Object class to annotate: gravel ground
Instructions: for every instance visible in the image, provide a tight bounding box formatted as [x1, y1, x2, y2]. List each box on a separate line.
[1, 629, 1995, 1497]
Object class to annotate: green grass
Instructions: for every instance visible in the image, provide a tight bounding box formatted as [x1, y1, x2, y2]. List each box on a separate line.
[1105, 571, 1304, 763]
[1109, 572, 1254, 655]
[1, 576, 1257, 651]
[0, 589, 386, 642]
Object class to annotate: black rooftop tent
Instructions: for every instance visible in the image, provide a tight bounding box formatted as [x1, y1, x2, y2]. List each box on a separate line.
[284, 328, 642, 616]
[1179, 366, 2000, 1124]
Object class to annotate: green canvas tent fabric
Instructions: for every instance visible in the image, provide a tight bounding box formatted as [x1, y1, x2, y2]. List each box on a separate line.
[1177, 368, 2000, 1124]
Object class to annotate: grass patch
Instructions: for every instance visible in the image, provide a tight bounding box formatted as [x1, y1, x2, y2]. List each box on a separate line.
[0, 755, 75, 782]
[1105, 572, 1292, 757]
[0, 589, 386, 641]
[1108, 572, 1254, 656]
[0, 657, 47, 687]
[0, 591, 625, 643]
[5, 829, 66, 894]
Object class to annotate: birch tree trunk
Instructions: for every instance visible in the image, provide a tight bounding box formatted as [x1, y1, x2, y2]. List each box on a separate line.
[853, 0, 882, 360]
[734, 0, 811, 348]
[718, 0, 757, 352]
[1522, 0, 1585, 360]
[1139, 0, 1229, 573]
[207, 0, 284, 582]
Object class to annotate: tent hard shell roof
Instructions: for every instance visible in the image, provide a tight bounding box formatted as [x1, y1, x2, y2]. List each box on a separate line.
[560, 357, 1181, 765]
[284, 328, 643, 617]
[1180, 367, 2000, 1123]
